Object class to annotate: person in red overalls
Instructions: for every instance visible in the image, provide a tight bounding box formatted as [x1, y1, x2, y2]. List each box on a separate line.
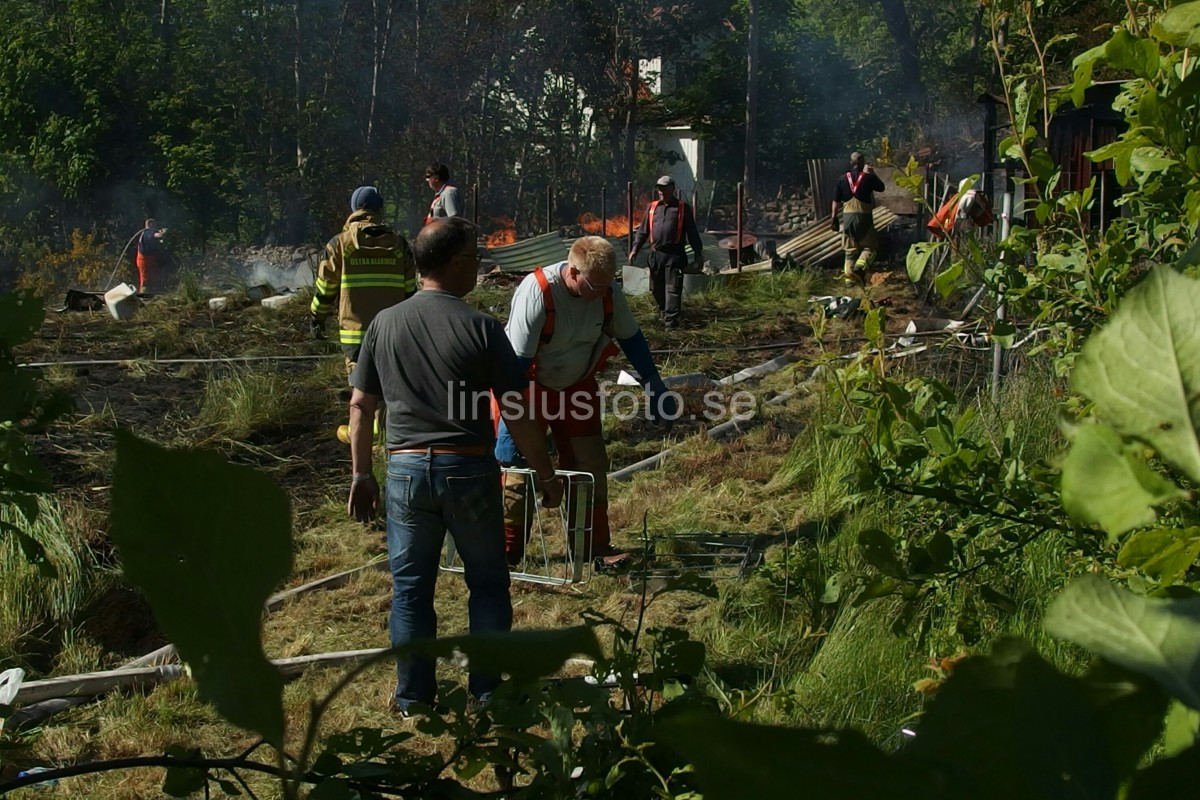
[494, 236, 679, 570]
[423, 162, 463, 225]
[134, 219, 167, 292]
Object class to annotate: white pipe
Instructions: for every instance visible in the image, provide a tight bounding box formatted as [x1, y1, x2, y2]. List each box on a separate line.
[19, 354, 339, 370]
[992, 187, 1014, 405]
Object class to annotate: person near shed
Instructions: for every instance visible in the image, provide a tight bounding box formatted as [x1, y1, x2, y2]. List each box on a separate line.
[628, 175, 704, 330]
[134, 218, 167, 292]
[495, 236, 679, 569]
[423, 162, 464, 224]
[830, 151, 886, 283]
[346, 216, 564, 713]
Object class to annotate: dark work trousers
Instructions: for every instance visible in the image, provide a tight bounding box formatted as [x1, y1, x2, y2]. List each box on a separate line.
[649, 248, 686, 327]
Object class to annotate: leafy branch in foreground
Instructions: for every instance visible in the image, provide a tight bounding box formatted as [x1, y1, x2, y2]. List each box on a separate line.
[1062, 266, 1200, 585]
[0, 290, 72, 573]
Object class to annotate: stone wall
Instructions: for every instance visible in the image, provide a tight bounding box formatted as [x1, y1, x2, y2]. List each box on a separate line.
[707, 188, 816, 234]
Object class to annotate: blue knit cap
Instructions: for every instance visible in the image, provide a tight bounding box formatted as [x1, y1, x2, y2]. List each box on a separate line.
[350, 186, 383, 212]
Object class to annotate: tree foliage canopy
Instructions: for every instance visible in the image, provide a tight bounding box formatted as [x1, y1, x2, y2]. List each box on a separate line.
[0, 0, 1127, 276]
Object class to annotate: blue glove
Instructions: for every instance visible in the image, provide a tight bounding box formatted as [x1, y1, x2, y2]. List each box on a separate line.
[494, 418, 523, 466]
[645, 379, 680, 431]
[619, 331, 678, 429]
[618, 330, 662, 386]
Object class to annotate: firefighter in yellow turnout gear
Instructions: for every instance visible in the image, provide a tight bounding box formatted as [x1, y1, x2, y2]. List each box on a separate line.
[310, 186, 416, 441]
[830, 152, 886, 283]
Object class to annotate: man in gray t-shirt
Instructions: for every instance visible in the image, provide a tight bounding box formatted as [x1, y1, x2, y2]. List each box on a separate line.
[346, 217, 562, 713]
[423, 162, 463, 224]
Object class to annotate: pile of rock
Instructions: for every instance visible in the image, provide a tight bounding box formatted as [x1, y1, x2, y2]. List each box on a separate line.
[190, 244, 320, 291]
[708, 189, 816, 234]
[232, 245, 320, 290]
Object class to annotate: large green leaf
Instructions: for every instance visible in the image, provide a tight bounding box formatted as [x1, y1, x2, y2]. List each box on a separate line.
[1105, 28, 1161, 80]
[0, 290, 44, 349]
[1130, 146, 1178, 175]
[656, 715, 936, 799]
[1070, 43, 1108, 109]
[162, 746, 206, 798]
[1127, 743, 1200, 799]
[906, 241, 941, 282]
[1045, 576, 1200, 709]
[110, 431, 291, 744]
[1061, 423, 1186, 539]
[857, 528, 903, 577]
[902, 639, 1117, 800]
[1070, 267, 1200, 484]
[1164, 699, 1200, 756]
[1083, 661, 1170, 784]
[1118, 528, 1200, 585]
[1151, 1, 1200, 48]
[933, 260, 965, 299]
[406, 625, 602, 682]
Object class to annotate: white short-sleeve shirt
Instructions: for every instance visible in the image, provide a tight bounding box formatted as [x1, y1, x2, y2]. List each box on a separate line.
[506, 262, 639, 390]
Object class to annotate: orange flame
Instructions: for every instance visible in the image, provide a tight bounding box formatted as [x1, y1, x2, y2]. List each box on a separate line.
[577, 198, 649, 238]
[483, 217, 518, 248]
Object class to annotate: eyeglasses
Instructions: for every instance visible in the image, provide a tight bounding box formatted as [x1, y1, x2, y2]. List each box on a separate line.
[579, 271, 611, 294]
[456, 251, 483, 266]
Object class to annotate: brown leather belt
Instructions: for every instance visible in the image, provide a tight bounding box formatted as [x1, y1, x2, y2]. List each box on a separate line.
[389, 445, 490, 456]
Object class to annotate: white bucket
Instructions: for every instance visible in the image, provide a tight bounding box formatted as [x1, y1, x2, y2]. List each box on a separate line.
[622, 265, 650, 296]
[104, 283, 139, 320]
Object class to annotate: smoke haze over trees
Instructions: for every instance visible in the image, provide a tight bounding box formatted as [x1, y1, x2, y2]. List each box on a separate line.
[0, 0, 1126, 278]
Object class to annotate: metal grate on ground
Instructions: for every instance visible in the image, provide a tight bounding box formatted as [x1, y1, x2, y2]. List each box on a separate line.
[625, 532, 766, 581]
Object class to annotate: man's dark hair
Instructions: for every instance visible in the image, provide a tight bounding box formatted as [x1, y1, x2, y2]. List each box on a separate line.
[425, 162, 450, 181]
[413, 216, 476, 278]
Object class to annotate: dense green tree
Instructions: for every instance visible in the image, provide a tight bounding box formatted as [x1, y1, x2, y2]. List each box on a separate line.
[0, 0, 1136, 282]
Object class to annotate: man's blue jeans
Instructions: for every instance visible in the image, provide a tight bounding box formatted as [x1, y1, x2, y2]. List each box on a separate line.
[386, 451, 512, 710]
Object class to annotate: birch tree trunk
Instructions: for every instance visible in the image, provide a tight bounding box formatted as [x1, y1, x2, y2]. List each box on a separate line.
[366, 0, 396, 149]
[743, 0, 759, 194]
[293, 0, 307, 177]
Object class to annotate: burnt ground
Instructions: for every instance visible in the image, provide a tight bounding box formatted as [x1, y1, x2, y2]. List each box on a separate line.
[13, 261, 935, 665]
[18, 262, 932, 504]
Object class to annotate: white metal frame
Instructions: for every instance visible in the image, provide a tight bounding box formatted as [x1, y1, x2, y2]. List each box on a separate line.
[440, 468, 595, 586]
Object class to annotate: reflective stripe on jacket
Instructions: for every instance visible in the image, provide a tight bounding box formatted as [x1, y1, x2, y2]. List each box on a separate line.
[311, 210, 417, 352]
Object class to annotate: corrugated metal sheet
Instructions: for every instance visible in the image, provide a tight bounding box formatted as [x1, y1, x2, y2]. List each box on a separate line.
[808, 159, 846, 221]
[486, 232, 571, 274]
[722, 207, 900, 274]
[489, 227, 715, 275]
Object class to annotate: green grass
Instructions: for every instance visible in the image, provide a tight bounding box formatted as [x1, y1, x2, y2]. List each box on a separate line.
[11, 264, 1108, 794]
[0, 496, 97, 671]
[196, 365, 330, 441]
[784, 598, 924, 741]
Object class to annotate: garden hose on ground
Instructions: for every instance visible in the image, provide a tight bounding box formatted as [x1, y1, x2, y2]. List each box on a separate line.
[103, 229, 147, 291]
